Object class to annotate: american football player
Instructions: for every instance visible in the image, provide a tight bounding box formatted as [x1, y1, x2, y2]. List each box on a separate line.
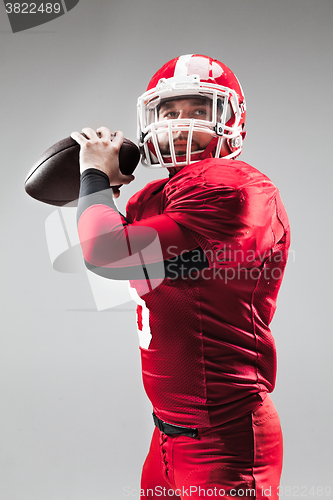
[71, 54, 290, 499]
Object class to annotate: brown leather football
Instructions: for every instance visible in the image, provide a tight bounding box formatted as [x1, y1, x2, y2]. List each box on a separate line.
[25, 135, 140, 206]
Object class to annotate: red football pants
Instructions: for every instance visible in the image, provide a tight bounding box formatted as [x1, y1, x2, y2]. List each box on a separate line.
[141, 396, 283, 500]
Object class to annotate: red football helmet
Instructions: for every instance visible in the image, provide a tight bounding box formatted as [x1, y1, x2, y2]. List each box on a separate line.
[137, 54, 246, 168]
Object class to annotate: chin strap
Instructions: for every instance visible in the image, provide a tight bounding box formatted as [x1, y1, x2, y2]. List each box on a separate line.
[199, 136, 220, 160]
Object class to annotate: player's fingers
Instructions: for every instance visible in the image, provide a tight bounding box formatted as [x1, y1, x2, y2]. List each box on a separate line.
[81, 127, 98, 141]
[71, 131, 87, 145]
[96, 126, 112, 142]
[110, 130, 124, 150]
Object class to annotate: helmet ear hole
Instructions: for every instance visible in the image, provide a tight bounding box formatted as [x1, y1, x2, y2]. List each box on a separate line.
[227, 135, 242, 153]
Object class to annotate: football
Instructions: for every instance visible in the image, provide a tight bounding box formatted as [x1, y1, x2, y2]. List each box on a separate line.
[25, 135, 141, 206]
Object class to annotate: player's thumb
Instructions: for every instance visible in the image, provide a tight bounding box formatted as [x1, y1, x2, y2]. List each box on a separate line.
[119, 173, 135, 185]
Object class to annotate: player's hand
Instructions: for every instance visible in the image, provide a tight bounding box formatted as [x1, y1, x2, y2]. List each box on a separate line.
[70, 127, 135, 189]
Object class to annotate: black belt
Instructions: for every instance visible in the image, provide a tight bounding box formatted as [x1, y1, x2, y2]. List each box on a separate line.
[153, 412, 198, 438]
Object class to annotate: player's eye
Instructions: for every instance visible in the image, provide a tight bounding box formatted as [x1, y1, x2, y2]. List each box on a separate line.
[194, 108, 207, 116]
[191, 108, 210, 120]
[164, 111, 179, 119]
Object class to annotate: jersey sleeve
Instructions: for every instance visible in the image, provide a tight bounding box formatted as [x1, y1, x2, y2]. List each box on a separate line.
[163, 159, 284, 268]
[76, 169, 198, 278]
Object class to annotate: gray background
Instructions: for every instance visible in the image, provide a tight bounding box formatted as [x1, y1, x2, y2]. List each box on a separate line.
[1, 0, 332, 498]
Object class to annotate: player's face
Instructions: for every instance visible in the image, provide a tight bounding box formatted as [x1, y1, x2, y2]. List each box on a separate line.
[157, 97, 213, 155]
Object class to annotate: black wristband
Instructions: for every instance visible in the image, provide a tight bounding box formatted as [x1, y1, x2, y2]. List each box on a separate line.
[77, 168, 118, 221]
[80, 168, 111, 196]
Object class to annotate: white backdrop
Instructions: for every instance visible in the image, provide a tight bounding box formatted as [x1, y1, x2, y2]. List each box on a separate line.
[1, 1, 332, 498]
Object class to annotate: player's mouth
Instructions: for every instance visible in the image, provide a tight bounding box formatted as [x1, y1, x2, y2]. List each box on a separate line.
[174, 140, 201, 154]
[174, 141, 188, 153]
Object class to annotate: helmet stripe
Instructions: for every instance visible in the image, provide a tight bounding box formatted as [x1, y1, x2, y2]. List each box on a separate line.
[174, 54, 193, 77]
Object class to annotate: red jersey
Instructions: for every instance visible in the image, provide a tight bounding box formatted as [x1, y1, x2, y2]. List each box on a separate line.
[125, 159, 290, 427]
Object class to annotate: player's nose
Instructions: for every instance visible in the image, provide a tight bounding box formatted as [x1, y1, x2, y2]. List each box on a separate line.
[173, 129, 188, 140]
[178, 109, 189, 119]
